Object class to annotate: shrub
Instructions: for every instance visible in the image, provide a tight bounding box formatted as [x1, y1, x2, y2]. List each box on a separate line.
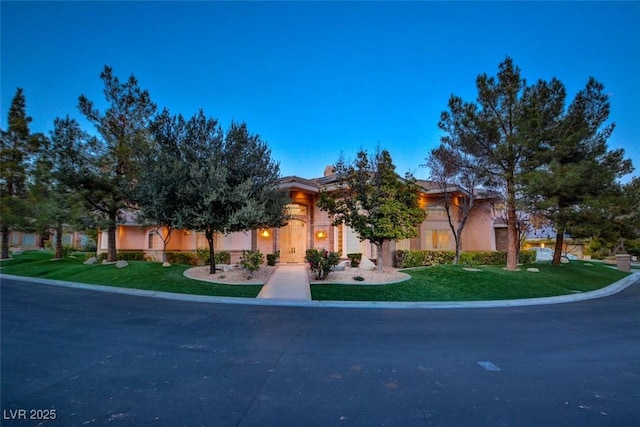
[347, 253, 362, 267]
[117, 250, 145, 261]
[195, 248, 231, 266]
[266, 253, 277, 266]
[306, 248, 340, 280]
[239, 250, 264, 278]
[166, 251, 198, 266]
[395, 250, 455, 268]
[396, 250, 534, 268]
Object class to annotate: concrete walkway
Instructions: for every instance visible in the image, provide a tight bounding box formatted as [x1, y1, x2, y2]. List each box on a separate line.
[256, 264, 311, 300]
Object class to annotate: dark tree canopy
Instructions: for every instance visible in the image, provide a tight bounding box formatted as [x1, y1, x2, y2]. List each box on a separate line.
[0, 88, 41, 259]
[60, 66, 157, 261]
[522, 78, 633, 263]
[144, 110, 289, 273]
[318, 148, 426, 272]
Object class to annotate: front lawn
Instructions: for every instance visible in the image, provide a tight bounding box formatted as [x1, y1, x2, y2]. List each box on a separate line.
[0, 251, 632, 302]
[0, 251, 261, 298]
[311, 262, 631, 302]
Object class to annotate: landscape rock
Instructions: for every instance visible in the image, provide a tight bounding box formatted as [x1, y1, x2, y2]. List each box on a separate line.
[334, 261, 350, 272]
[162, 262, 171, 267]
[527, 268, 540, 273]
[83, 257, 97, 265]
[560, 257, 570, 264]
[359, 257, 376, 271]
[115, 260, 129, 268]
[462, 267, 482, 272]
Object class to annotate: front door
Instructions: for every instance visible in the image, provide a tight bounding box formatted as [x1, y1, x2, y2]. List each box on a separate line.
[280, 219, 307, 263]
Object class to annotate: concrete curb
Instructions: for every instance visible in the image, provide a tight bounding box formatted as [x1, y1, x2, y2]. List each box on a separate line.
[1, 272, 638, 310]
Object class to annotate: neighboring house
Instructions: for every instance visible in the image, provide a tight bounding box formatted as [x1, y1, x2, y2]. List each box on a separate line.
[97, 167, 501, 266]
[0, 230, 91, 251]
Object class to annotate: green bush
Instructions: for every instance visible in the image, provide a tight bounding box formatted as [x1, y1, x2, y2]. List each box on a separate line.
[396, 250, 535, 268]
[395, 250, 455, 268]
[306, 248, 340, 280]
[166, 251, 198, 266]
[239, 250, 264, 278]
[195, 248, 231, 266]
[347, 253, 362, 267]
[266, 253, 277, 266]
[117, 250, 146, 261]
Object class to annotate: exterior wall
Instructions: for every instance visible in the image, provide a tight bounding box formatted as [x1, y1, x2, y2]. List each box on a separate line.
[460, 203, 496, 251]
[93, 178, 501, 264]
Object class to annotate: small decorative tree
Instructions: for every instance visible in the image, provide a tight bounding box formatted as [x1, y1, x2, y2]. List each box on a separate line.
[306, 249, 340, 280]
[239, 250, 263, 279]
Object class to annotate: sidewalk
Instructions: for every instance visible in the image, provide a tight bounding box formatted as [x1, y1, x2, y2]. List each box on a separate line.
[256, 264, 311, 300]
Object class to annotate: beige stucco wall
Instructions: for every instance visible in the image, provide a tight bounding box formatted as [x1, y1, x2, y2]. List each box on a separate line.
[460, 204, 496, 251]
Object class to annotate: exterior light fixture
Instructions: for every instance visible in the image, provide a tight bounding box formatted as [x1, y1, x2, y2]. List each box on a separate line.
[260, 229, 270, 238]
[316, 230, 327, 239]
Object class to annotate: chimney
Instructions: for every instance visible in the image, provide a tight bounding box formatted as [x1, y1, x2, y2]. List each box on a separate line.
[324, 165, 335, 176]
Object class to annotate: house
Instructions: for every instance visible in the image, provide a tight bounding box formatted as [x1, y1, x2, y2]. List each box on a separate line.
[97, 167, 500, 266]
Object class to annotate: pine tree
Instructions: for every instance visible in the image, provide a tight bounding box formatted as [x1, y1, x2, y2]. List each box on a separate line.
[0, 88, 39, 259]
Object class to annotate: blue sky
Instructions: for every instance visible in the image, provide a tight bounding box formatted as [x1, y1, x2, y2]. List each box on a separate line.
[2, 1, 639, 180]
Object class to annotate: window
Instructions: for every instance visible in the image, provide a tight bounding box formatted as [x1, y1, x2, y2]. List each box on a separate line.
[148, 232, 155, 249]
[427, 229, 452, 250]
[426, 205, 448, 217]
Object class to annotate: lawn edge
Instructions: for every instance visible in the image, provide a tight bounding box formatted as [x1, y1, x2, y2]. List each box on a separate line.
[1, 272, 638, 309]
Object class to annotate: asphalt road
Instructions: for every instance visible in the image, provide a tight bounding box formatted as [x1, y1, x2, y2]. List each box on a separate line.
[2, 277, 639, 426]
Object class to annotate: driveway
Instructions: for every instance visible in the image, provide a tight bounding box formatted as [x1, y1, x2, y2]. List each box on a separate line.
[2, 276, 639, 426]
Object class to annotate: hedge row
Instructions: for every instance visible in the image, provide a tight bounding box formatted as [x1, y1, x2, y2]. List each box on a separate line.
[395, 250, 535, 268]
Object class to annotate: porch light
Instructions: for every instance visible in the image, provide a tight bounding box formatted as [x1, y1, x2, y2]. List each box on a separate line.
[260, 229, 270, 238]
[316, 230, 327, 239]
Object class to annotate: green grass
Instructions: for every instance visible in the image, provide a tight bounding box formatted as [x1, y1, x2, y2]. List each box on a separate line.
[0, 251, 261, 298]
[0, 251, 633, 302]
[311, 262, 632, 302]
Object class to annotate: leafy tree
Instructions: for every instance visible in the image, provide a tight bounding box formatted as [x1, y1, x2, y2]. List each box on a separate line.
[0, 88, 41, 259]
[59, 66, 156, 261]
[318, 148, 426, 272]
[439, 57, 567, 270]
[143, 111, 289, 273]
[522, 78, 633, 263]
[136, 109, 187, 262]
[423, 143, 486, 264]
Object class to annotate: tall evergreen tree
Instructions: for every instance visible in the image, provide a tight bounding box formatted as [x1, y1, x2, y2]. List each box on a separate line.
[439, 57, 567, 270]
[60, 66, 156, 261]
[318, 148, 426, 272]
[523, 78, 633, 263]
[0, 88, 40, 259]
[34, 117, 96, 258]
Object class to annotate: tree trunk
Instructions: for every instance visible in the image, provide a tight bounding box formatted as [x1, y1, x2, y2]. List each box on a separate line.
[107, 215, 117, 262]
[505, 178, 519, 271]
[376, 242, 384, 273]
[552, 230, 564, 265]
[54, 221, 63, 259]
[206, 227, 217, 274]
[454, 236, 462, 265]
[1, 224, 9, 259]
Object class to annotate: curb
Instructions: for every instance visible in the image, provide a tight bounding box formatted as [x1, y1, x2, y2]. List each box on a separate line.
[1, 272, 638, 310]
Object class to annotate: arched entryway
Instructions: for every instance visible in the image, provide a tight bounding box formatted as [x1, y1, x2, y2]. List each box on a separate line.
[279, 219, 307, 263]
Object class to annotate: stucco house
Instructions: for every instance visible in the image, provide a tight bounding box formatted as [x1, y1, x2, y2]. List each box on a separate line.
[97, 167, 500, 266]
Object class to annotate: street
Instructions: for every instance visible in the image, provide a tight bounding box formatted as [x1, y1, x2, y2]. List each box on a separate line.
[2, 277, 639, 426]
